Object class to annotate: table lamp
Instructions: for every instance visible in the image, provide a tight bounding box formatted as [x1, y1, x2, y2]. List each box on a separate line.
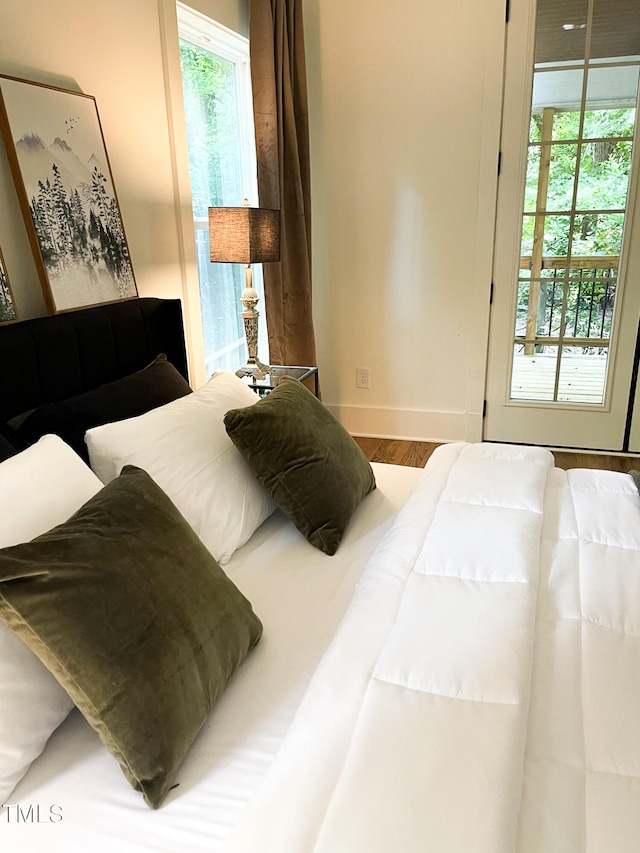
[209, 201, 280, 380]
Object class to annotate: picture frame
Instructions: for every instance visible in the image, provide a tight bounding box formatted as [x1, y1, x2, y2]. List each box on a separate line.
[0, 75, 137, 313]
[0, 244, 16, 322]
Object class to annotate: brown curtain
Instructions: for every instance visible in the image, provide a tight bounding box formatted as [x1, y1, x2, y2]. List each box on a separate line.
[250, 0, 317, 367]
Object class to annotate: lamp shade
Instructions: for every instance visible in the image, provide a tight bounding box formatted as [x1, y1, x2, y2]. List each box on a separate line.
[208, 206, 281, 264]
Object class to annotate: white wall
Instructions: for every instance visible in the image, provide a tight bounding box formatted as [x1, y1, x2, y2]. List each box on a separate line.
[0, 0, 508, 442]
[304, 0, 506, 441]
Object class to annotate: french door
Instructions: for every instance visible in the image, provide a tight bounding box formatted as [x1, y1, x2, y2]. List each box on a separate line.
[485, 0, 640, 451]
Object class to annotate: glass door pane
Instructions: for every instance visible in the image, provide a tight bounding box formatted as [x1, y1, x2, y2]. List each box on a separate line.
[509, 0, 639, 406]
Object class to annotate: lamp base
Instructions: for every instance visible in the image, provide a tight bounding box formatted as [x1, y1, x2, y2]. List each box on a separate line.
[236, 357, 270, 381]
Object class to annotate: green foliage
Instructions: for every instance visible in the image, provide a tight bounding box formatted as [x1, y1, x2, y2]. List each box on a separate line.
[525, 108, 634, 257]
[520, 107, 635, 349]
[179, 40, 243, 218]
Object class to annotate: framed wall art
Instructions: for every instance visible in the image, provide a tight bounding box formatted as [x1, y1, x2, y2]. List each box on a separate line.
[0, 244, 16, 322]
[0, 75, 137, 313]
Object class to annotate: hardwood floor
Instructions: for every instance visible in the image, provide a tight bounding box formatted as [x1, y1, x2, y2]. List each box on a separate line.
[550, 449, 639, 473]
[354, 437, 441, 469]
[354, 436, 640, 474]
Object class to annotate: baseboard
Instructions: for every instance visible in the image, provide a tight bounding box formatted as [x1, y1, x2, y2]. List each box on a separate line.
[326, 403, 483, 444]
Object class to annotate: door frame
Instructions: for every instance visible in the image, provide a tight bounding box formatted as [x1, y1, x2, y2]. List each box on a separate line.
[484, 0, 640, 452]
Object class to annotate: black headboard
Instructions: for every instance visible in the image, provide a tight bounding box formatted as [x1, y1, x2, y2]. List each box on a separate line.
[0, 298, 189, 424]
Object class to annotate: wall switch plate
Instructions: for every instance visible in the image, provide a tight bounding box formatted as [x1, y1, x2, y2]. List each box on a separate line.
[356, 367, 370, 389]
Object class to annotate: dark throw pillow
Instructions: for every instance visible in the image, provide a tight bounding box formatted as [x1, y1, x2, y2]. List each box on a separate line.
[224, 377, 376, 555]
[631, 470, 640, 494]
[0, 465, 262, 809]
[8, 354, 192, 461]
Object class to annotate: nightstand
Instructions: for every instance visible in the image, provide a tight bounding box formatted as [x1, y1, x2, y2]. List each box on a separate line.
[242, 365, 319, 398]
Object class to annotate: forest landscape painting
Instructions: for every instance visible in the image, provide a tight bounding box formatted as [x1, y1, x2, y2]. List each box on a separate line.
[0, 76, 137, 312]
[0, 246, 16, 322]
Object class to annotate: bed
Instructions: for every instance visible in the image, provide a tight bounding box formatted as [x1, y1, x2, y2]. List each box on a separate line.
[0, 298, 639, 852]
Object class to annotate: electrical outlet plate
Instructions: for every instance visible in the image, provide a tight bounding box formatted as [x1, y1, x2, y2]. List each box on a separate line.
[356, 367, 370, 389]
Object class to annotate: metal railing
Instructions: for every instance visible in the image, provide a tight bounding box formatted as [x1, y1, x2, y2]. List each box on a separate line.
[517, 255, 618, 353]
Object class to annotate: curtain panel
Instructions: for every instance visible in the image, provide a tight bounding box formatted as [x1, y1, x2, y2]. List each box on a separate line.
[249, 0, 317, 368]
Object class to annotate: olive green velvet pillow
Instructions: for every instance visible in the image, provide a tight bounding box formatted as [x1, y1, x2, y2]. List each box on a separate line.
[224, 377, 376, 555]
[0, 465, 262, 809]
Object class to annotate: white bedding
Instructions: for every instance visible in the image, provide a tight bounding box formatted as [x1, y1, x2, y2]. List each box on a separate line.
[2, 461, 422, 852]
[223, 442, 640, 852]
[5, 442, 640, 852]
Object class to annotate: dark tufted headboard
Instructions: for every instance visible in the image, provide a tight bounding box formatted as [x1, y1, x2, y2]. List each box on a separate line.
[0, 298, 189, 425]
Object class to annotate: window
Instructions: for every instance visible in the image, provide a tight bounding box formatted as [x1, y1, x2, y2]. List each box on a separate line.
[177, 3, 266, 375]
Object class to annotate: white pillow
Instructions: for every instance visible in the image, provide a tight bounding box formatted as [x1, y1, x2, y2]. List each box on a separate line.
[0, 435, 103, 804]
[86, 371, 275, 564]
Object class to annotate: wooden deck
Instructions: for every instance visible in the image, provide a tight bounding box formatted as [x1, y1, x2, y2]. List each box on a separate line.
[510, 352, 608, 404]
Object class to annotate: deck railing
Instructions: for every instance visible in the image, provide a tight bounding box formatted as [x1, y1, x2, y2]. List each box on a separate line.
[517, 255, 618, 354]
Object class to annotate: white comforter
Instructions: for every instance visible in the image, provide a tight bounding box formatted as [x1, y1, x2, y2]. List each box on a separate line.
[224, 442, 640, 852]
